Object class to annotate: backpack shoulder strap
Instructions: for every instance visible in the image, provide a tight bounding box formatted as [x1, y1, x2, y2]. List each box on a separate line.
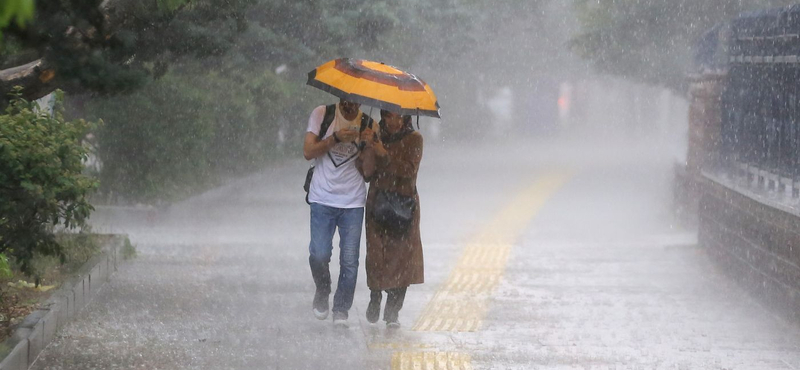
[318, 104, 336, 140]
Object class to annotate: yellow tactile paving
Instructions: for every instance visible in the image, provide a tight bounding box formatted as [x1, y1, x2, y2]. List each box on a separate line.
[391, 351, 473, 370]
[368, 341, 433, 350]
[412, 172, 571, 332]
[380, 172, 570, 370]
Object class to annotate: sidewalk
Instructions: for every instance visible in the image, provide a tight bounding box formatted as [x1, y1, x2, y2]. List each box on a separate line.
[30, 138, 800, 369]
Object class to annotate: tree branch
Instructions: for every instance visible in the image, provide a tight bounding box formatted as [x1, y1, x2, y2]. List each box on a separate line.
[0, 59, 57, 105]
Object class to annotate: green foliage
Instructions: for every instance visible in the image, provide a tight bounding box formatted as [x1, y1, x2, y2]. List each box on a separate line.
[21, 231, 99, 289]
[157, 0, 186, 12]
[54, 231, 100, 267]
[0, 254, 12, 279]
[121, 237, 136, 260]
[0, 0, 34, 29]
[572, 0, 798, 91]
[85, 76, 215, 202]
[0, 88, 98, 274]
[82, 60, 304, 202]
[1, 0, 248, 96]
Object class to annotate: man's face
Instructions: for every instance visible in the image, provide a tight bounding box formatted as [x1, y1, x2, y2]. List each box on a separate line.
[339, 100, 360, 116]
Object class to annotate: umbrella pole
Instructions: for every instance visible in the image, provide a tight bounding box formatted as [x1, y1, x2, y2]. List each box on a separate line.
[416, 108, 420, 129]
[359, 106, 374, 151]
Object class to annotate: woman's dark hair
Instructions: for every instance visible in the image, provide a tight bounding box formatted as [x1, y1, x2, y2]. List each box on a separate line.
[380, 109, 413, 127]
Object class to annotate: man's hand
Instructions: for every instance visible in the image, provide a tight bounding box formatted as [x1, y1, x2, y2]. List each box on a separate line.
[336, 127, 359, 142]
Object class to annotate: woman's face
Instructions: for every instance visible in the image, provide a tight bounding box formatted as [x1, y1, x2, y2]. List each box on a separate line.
[383, 111, 404, 133]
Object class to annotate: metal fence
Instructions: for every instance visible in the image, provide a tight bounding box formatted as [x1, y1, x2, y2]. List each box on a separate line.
[718, 6, 800, 197]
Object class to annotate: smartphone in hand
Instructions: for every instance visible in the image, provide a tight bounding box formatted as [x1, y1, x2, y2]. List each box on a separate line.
[350, 124, 360, 144]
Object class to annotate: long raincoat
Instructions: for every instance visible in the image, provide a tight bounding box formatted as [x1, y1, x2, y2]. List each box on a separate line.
[359, 127, 424, 291]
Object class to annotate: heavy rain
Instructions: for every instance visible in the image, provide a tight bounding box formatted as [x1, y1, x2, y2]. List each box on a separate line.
[0, 0, 799, 369]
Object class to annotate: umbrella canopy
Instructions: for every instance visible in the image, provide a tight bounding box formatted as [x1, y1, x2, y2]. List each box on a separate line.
[307, 58, 440, 118]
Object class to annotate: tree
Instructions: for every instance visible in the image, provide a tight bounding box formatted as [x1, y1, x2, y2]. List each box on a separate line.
[0, 89, 98, 274]
[0, 0, 252, 106]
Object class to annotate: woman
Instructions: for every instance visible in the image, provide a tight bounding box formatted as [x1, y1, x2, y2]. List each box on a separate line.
[358, 109, 424, 328]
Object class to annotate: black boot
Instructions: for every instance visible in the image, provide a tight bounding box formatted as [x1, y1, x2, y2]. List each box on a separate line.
[384, 287, 407, 327]
[366, 290, 382, 323]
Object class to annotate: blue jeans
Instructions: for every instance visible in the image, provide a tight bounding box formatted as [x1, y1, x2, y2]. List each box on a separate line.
[308, 203, 364, 314]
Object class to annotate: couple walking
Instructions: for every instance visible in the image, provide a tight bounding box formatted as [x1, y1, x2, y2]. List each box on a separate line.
[303, 99, 424, 328]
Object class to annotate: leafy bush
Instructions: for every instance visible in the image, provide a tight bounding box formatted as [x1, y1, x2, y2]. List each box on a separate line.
[83, 64, 309, 203]
[122, 237, 137, 260]
[0, 254, 12, 280]
[16, 232, 100, 288]
[0, 89, 99, 274]
[84, 75, 216, 203]
[54, 231, 101, 268]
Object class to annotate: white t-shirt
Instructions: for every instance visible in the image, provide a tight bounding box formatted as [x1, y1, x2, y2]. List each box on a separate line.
[306, 105, 367, 208]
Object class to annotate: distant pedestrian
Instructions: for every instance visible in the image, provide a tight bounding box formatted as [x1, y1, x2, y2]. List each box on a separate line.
[303, 99, 373, 328]
[358, 109, 424, 328]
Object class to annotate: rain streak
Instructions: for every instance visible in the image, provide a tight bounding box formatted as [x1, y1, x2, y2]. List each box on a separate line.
[0, 1, 799, 369]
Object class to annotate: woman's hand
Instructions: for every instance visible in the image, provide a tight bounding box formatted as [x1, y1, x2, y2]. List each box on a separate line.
[362, 128, 387, 156]
[360, 128, 375, 148]
[373, 136, 387, 157]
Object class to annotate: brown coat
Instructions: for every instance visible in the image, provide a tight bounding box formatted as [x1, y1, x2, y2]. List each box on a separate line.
[358, 131, 424, 291]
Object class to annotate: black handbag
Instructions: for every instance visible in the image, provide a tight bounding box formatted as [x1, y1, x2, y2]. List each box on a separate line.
[372, 190, 416, 233]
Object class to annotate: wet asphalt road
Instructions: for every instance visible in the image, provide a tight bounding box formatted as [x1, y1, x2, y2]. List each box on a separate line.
[30, 134, 800, 369]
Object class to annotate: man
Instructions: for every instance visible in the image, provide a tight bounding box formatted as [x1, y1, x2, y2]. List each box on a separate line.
[303, 99, 372, 327]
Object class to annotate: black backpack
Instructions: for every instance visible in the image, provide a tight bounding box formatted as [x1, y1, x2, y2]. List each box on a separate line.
[303, 104, 373, 204]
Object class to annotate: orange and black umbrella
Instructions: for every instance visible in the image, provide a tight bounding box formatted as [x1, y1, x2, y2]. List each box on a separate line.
[307, 58, 440, 118]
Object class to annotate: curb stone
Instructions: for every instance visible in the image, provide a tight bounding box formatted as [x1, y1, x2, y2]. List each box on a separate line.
[0, 234, 126, 370]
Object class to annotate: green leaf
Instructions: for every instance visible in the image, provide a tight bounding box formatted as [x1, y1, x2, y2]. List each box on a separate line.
[0, 0, 35, 28]
[0, 254, 13, 279]
[156, 0, 188, 13]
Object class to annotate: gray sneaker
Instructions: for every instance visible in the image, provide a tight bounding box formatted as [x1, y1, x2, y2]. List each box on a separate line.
[332, 311, 348, 328]
[313, 291, 329, 320]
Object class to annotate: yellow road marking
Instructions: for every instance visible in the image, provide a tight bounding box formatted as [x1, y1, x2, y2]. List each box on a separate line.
[412, 172, 571, 332]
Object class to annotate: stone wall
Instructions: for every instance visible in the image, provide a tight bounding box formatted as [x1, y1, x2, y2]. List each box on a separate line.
[697, 174, 800, 321]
